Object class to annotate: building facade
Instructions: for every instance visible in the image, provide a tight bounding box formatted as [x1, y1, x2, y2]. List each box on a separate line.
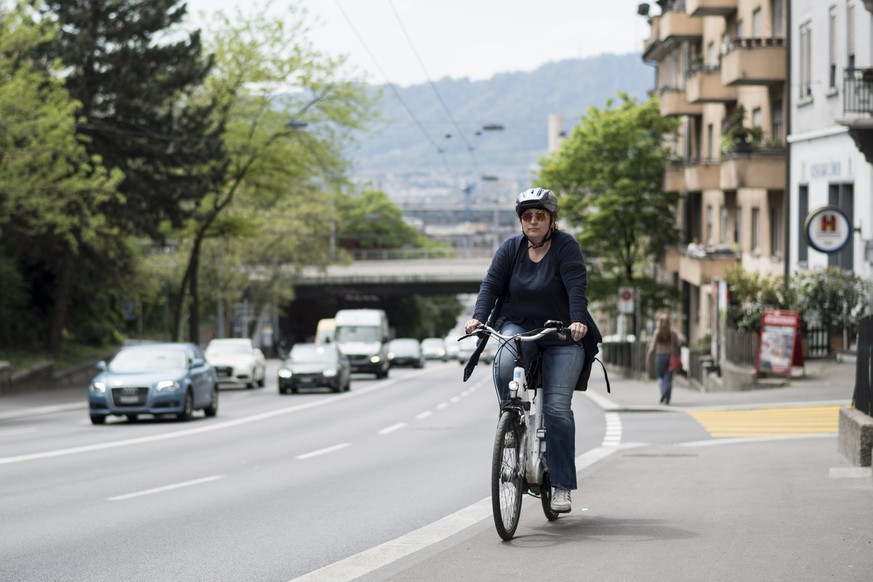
[788, 1, 873, 288]
[643, 0, 789, 345]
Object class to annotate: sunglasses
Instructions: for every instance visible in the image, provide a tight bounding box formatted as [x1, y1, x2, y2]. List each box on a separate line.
[521, 209, 549, 223]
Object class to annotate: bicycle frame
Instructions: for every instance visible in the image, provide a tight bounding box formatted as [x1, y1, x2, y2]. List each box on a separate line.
[504, 340, 548, 495]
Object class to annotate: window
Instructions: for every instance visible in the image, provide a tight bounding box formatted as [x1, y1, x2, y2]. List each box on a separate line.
[798, 185, 808, 262]
[800, 22, 812, 98]
[707, 123, 714, 160]
[828, 7, 837, 89]
[751, 208, 761, 253]
[847, 3, 855, 69]
[720, 205, 728, 244]
[752, 9, 762, 38]
[707, 41, 715, 65]
[770, 205, 782, 258]
[735, 206, 743, 249]
[771, 100, 783, 142]
[828, 183, 855, 269]
[737, 20, 745, 38]
[773, 0, 784, 37]
[706, 205, 713, 244]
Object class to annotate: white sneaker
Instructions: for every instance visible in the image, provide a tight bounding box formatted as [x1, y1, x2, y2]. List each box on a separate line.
[551, 487, 571, 513]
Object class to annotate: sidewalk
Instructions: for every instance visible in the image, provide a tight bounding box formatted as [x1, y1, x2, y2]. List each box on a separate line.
[585, 358, 856, 412]
[0, 385, 87, 421]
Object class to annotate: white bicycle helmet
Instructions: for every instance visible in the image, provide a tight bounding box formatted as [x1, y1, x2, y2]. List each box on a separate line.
[515, 187, 558, 216]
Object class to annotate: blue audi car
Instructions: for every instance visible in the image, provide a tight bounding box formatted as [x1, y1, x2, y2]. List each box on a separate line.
[87, 342, 219, 424]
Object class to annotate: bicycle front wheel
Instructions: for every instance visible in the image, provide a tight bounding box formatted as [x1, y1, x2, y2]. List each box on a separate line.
[491, 410, 524, 540]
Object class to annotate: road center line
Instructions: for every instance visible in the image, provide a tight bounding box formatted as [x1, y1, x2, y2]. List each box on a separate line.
[295, 443, 350, 460]
[0, 376, 408, 466]
[108, 475, 225, 501]
[377, 423, 406, 435]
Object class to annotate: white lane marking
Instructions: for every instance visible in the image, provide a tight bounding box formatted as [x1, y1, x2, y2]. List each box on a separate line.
[295, 443, 350, 460]
[377, 423, 407, 435]
[414, 411, 432, 420]
[108, 475, 225, 501]
[0, 375, 410, 466]
[436, 402, 448, 410]
[601, 412, 622, 447]
[288, 445, 627, 582]
[449, 396, 461, 403]
[0, 428, 39, 438]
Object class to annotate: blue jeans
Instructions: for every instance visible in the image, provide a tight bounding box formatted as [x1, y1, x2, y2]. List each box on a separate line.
[492, 322, 584, 490]
[655, 353, 673, 401]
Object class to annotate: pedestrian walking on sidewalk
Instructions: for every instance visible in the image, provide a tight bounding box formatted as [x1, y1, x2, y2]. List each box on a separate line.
[647, 313, 682, 405]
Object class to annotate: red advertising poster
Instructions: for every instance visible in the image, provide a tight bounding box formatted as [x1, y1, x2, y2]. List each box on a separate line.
[755, 310, 804, 379]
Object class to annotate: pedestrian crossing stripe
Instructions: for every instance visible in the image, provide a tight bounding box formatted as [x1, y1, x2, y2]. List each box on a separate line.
[688, 405, 841, 438]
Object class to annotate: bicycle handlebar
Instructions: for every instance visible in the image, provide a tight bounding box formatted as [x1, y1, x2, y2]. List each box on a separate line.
[458, 320, 569, 344]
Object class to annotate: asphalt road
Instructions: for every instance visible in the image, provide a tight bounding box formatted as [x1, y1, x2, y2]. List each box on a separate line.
[0, 359, 604, 581]
[2, 359, 872, 582]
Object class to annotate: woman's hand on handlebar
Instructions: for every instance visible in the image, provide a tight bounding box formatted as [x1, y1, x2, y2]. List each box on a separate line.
[464, 318, 482, 335]
[568, 321, 588, 342]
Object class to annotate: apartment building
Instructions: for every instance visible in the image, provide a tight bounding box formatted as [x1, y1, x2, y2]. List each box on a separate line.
[789, 1, 873, 284]
[643, 0, 789, 344]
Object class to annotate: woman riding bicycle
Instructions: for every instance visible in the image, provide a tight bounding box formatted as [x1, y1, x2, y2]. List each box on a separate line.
[464, 187, 592, 513]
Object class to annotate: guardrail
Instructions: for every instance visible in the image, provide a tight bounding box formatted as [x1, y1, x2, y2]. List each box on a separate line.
[347, 248, 496, 261]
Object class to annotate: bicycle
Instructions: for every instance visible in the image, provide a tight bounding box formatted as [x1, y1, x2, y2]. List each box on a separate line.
[460, 319, 571, 540]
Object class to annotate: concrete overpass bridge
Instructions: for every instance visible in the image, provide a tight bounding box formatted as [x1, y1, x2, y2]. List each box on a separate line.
[291, 248, 493, 300]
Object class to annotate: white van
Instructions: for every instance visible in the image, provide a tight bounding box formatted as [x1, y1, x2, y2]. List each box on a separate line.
[333, 309, 390, 378]
[315, 318, 335, 344]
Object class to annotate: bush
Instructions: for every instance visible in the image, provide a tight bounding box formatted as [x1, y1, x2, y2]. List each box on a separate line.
[791, 267, 871, 337]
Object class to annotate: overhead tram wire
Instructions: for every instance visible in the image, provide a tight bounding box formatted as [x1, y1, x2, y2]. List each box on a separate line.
[387, 0, 481, 175]
[333, 0, 457, 181]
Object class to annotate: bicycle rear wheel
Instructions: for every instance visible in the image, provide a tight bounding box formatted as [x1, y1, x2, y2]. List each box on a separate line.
[491, 410, 524, 540]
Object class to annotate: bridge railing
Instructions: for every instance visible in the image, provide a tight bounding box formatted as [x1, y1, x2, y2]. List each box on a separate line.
[348, 248, 496, 261]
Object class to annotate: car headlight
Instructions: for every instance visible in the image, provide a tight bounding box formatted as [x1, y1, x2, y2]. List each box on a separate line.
[156, 380, 181, 392]
[370, 355, 382, 363]
[90, 381, 106, 393]
[278, 368, 292, 379]
[323, 369, 337, 377]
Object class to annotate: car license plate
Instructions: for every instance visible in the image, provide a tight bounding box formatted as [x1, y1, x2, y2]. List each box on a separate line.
[119, 395, 141, 404]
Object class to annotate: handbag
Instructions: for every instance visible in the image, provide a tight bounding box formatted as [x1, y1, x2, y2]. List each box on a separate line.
[668, 353, 682, 372]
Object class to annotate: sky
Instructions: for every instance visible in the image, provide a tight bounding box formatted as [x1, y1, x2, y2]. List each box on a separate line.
[184, 0, 651, 87]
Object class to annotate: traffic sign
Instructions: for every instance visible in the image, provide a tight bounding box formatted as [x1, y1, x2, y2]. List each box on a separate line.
[618, 287, 634, 314]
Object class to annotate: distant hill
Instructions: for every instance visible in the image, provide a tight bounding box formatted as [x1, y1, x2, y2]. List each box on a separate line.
[349, 52, 652, 188]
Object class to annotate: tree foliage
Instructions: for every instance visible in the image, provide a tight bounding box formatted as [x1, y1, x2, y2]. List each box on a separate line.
[537, 93, 680, 317]
[0, 3, 124, 351]
[35, 0, 227, 239]
[164, 0, 374, 342]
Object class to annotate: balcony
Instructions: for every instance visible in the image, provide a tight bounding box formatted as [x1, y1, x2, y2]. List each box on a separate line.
[720, 150, 786, 190]
[684, 159, 720, 191]
[659, 9, 703, 42]
[685, 0, 738, 17]
[660, 87, 703, 116]
[685, 64, 737, 103]
[664, 161, 686, 192]
[721, 38, 786, 86]
[678, 248, 740, 287]
[840, 68, 873, 163]
[643, 15, 663, 62]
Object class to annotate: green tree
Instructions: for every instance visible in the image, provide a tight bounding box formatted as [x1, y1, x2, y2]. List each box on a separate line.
[167, 1, 373, 342]
[35, 0, 227, 238]
[537, 93, 681, 319]
[723, 266, 793, 332]
[337, 189, 432, 252]
[0, 3, 124, 352]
